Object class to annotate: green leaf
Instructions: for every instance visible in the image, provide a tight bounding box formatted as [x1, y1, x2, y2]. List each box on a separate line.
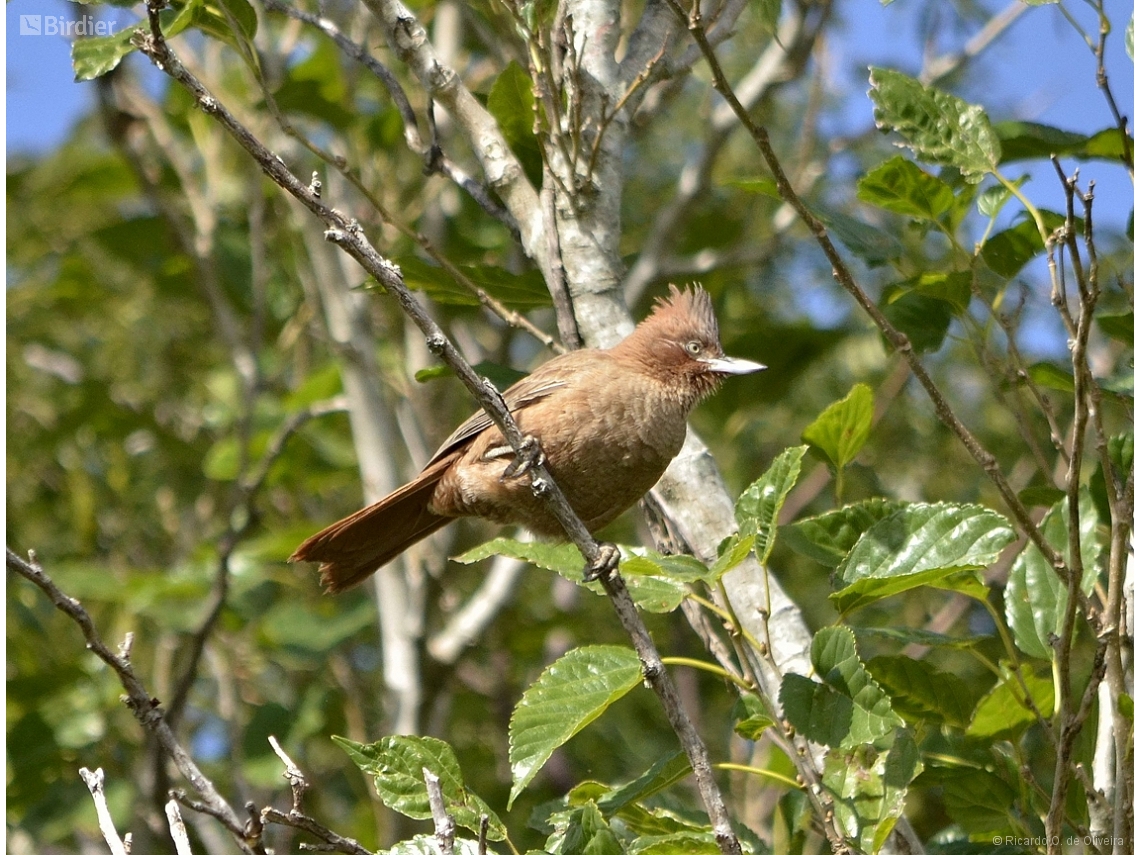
[1028, 361, 1074, 393]
[868, 67, 1000, 183]
[509, 645, 643, 806]
[880, 284, 954, 354]
[552, 802, 625, 855]
[1097, 311, 1134, 343]
[831, 503, 1015, 613]
[856, 156, 956, 221]
[1004, 490, 1102, 660]
[596, 751, 692, 814]
[864, 656, 978, 727]
[458, 539, 691, 613]
[735, 445, 808, 562]
[995, 120, 1134, 164]
[967, 664, 1054, 738]
[801, 386, 872, 470]
[940, 768, 1017, 835]
[454, 537, 582, 574]
[779, 627, 902, 748]
[811, 208, 905, 268]
[852, 625, 987, 650]
[976, 176, 1026, 219]
[981, 210, 1066, 277]
[395, 255, 551, 308]
[629, 832, 722, 855]
[1017, 485, 1067, 508]
[723, 176, 781, 199]
[332, 735, 507, 840]
[783, 499, 906, 568]
[886, 271, 973, 313]
[1091, 431, 1132, 524]
[822, 729, 922, 853]
[487, 61, 543, 187]
[72, 25, 144, 81]
[755, 0, 782, 36]
[414, 360, 528, 391]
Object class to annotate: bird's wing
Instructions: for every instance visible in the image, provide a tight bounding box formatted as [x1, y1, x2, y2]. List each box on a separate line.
[425, 373, 569, 465]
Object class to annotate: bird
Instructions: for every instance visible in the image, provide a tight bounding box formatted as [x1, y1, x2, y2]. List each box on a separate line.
[291, 285, 765, 592]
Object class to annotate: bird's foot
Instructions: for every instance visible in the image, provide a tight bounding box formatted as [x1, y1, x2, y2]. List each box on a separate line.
[583, 542, 621, 582]
[498, 434, 546, 480]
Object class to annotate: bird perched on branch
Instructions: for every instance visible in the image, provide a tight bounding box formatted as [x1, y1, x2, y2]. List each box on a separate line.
[291, 285, 764, 592]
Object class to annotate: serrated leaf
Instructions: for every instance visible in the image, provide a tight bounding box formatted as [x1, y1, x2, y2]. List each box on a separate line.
[837, 503, 1014, 585]
[822, 729, 921, 853]
[455, 537, 582, 573]
[458, 539, 690, 613]
[1004, 490, 1102, 660]
[831, 503, 1014, 613]
[802, 386, 872, 471]
[783, 499, 906, 568]
[864, 656, 977, 727]
[710, 532, 756, 579]
[780, 627, 902, 748]
[868, 67, 1000, 183]
[735, 445, 808, 562]
[967, 664, 1054, 738]
[509, 646, 643, 806]
[856, 156, 956, 221]
[332, 735, 506, 840]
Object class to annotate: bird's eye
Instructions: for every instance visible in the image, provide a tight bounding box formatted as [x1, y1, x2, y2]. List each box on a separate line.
[684, 340, 702, 356]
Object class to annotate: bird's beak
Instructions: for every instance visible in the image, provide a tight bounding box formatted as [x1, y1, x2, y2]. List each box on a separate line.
[700, 355, 767, 375]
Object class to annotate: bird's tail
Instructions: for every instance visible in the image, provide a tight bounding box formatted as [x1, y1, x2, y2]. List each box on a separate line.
[290, 456, 454, 593]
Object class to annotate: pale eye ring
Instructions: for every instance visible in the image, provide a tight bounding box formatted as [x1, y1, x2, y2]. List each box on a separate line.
[684, 340, 702, 356]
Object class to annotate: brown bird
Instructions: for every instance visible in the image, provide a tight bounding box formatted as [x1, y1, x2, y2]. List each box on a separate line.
[291, 285, 764, 592]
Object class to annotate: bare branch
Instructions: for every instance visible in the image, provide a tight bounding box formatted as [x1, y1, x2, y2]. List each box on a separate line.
[8, 550, 264, 855]
[79, 768, 129, 855]
[423, 768, 456, 855]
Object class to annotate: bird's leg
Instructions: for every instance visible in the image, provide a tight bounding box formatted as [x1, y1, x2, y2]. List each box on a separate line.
[486, 434, 547, 480]
[583, 542, 621, 581]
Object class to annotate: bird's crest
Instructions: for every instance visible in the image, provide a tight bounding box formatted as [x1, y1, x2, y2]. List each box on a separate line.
[647, 284, 719, 341]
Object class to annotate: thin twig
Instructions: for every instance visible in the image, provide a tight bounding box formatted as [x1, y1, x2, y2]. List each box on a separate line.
[423, 768, 456, 855]
[261, 807, 375, 855]
[7, 550, 264, 855]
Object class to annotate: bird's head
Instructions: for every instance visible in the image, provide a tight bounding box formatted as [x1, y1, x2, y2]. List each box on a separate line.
[617, 285, 765, 406]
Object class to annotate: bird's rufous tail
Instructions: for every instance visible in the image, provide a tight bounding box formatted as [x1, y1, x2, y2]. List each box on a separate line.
[290, 456, 454, 592]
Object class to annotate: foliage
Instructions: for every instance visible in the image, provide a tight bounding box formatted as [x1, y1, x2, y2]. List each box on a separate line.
[7, 0, 1132, 853]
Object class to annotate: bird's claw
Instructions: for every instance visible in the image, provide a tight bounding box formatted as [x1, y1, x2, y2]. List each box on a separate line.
[500, 434, 546, 480]
[583, 542, 621, 582]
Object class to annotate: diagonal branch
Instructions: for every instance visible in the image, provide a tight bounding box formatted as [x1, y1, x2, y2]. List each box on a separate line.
[131, 10, 743, 853]
[7, 549, 265, 855]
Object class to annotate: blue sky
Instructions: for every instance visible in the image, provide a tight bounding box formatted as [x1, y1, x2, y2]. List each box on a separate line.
[6, 0, 1133, 227]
